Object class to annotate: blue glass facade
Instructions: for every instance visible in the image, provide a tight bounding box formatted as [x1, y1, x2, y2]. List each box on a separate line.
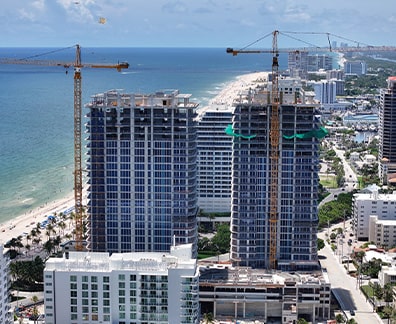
[86, 90, 198, 256]
[230, 102, 321, 270]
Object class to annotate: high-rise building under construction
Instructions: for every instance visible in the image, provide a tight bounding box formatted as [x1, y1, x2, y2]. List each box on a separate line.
[85, 89, 199, 256]
[230, 79, 324, 270]
[379, 76, 396, 185]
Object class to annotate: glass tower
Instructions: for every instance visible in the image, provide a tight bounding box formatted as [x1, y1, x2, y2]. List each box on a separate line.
[230, 84, 321, 270]
[86, 90, 198, 256]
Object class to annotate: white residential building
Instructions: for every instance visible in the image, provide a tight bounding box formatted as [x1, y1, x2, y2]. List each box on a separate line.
[378, 265, 396, 287]
[44, 244, 199, 324]
[369, 216, 396, 248]
[312, 80, 337, 104]
[196, 103, 233, 213]
[0, 246, 11, 324]
[352, 190, 396, 240]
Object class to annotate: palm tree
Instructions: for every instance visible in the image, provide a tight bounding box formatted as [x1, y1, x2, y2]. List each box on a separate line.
[202, 312, 215, 324]
[335, 313, 345, 323]
[58, 221, 66, 237]
[31, 295, 39, 324]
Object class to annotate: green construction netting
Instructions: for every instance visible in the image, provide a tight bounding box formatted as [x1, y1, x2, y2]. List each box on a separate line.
[283, 126, 329, 140]
[225, 124, 256, 139]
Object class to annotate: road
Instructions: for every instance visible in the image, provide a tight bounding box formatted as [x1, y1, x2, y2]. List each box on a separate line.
[334, 147, 359, 191]
[318, 229, 382, 323]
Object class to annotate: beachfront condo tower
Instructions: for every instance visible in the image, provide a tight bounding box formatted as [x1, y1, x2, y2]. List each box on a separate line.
[379, 77, 396, 185]
[196, 103, 233, 213]
[230, 79, 323, 270]
[85, 90, 199, 256]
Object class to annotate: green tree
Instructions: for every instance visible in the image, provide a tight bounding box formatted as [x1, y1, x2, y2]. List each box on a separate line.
[297, 318, 308, 324]
[202, 312, 214, 324]
[211, 224, 231, 254]
[317, 238, 325, 251]
[335, 313, 345, 323]
[346, 318, 357, 324]
[31, 295, 39, 324]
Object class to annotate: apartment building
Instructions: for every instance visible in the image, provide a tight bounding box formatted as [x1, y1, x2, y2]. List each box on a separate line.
[369, 216, 396, 248]
[352, 190, 396, 240]
[44, 244, 199, 324]
[85, 90, 199, 256]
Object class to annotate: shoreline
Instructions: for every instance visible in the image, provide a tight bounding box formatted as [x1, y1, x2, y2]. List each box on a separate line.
[0, 71, 269, 245]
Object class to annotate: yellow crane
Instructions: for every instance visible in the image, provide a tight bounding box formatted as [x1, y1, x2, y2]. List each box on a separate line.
[227, 30, 281, 270]
[0, 45, 129, 251]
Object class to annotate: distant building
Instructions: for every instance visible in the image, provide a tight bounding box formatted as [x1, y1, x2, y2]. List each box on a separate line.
[379, 77, 396, 184]
[326, 69, 344, 81]
[196, 104, 233, 213]
[85, 90, 199, 256]
[288, 51, 308, 79]
[0, 246, 11, 324]
[44, 244, 200, 324]
[307, 54, 333, 71]
[344, 61, 367, 75]
[312, 80, 337, 104]
[199, 266, 331, 323]
[352, 190, 396, 240]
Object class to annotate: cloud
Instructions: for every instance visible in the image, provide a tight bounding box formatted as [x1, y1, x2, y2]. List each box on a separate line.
[56, 0, 100, 23]
[162, 1, 188, 14]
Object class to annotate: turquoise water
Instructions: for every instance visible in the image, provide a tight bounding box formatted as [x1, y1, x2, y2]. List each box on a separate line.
[0, 47, 286, 223]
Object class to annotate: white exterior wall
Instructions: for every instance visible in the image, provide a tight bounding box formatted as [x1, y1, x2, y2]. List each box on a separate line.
[378, 266, 396, 287]
[353, 192, 396, 239]
[0, 246, 11, 324]
[44, 244, 199, 324]
[369, 216, 396, 248]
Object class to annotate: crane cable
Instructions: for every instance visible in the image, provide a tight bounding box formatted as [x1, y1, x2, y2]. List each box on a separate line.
[17, 45, 77, 61]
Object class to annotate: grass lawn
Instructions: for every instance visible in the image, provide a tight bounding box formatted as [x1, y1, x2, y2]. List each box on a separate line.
[320, 175, 338, 188]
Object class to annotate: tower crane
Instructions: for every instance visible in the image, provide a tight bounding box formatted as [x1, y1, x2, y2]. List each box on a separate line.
[227, 30, 281, 270]
[0, 45, 129, 251]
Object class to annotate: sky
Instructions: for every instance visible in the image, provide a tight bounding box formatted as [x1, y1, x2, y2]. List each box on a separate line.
[1, 0, 395, 48]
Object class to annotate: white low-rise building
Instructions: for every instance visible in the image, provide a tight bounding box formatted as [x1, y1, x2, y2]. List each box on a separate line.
[44, 244, 199, 324]
[352, 190, 396, 240]
[378, 265, 396, 287]
[369, 216, 396, 248]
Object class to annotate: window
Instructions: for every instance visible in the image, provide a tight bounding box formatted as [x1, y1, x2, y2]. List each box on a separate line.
[70, 275, 77, 282]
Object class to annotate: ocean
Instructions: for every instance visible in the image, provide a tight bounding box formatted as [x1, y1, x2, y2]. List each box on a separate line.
[0, 47, 287, 223]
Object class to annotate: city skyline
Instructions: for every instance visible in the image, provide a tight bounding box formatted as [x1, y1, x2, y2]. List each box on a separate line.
[1, 0, 395, 48]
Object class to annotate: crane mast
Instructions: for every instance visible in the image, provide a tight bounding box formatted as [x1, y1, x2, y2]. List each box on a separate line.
[227, 30, 280, 270]
[74, 45, 84, 251]
[269, 30, 280, 270]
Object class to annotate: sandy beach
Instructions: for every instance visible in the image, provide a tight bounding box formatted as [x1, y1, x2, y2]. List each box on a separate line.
[0, 71, 269, 246]
[0, 191, 75, 245]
